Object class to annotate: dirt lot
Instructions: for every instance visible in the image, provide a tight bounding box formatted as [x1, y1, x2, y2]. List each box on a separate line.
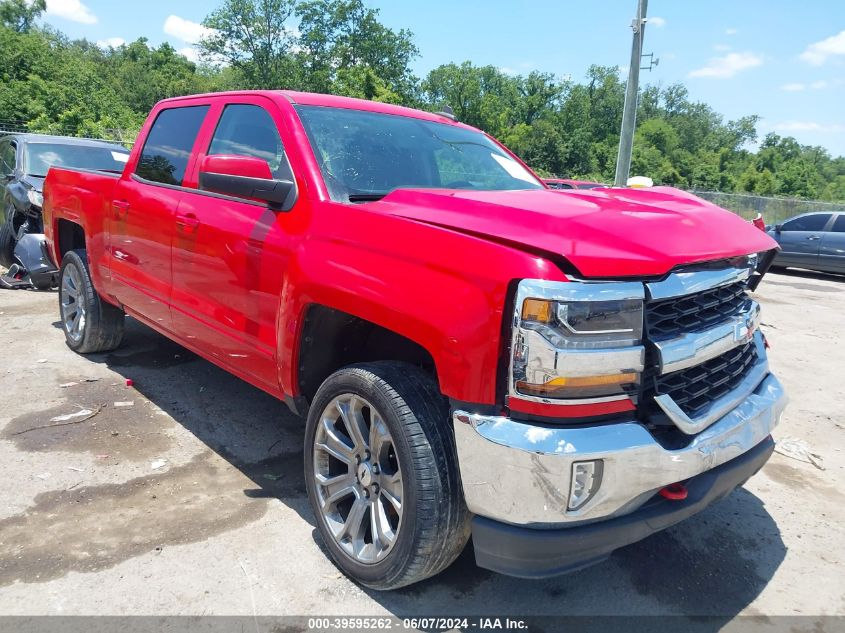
[0, 269, 843, 622]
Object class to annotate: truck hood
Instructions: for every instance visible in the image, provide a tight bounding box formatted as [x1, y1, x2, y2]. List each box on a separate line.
[375, 186, 778, 278]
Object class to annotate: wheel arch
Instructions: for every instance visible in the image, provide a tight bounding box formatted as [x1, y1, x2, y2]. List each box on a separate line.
[56, 218, 87, 261]
[294, 304, 438, 412]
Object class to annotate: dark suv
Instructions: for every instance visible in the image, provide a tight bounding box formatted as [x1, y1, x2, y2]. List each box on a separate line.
[1, 134, 130, 270]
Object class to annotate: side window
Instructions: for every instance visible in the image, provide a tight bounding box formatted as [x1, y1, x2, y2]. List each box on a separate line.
[831, 215, 845, 233]
[0, 141, 16, 173]
[207, 104, 291, 179]
[136, 106, 209, 185]
[781, 214, 831, 232]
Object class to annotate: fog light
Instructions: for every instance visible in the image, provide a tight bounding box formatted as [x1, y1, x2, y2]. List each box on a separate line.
[568, 460, 603, 511]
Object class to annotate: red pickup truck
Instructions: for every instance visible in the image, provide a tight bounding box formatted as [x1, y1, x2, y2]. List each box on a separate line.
[42, 90, 786, 590]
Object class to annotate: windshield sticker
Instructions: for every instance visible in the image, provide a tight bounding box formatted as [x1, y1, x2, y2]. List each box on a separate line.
[490, 153, 536, 184]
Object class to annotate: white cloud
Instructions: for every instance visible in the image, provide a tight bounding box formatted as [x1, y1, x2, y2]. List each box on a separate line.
[178, 47, 201, 63]
[45, 0, 97, 24]
[773, 121, 845, 134]
[800, 30, 845, 65]
[725, 28, 738, 36]
[648, 16, 666, 27]
[163, 15, 213, 44]
[713, 43, 731, 52]
[689, 52, 763, 78]
[780, 79, 839, 92]
[96, 37, 125, 49]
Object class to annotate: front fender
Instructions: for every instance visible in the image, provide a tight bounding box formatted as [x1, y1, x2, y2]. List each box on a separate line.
[277, 209, 566, 405]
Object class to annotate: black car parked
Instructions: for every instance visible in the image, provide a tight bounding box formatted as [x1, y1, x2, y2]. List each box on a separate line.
[1, 133, 130, 270]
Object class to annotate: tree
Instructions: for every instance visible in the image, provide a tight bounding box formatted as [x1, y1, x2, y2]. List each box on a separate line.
[0, 6, 843, 199]
[295, 0, 418, 100]
[199, 0, 298, 88]
[106, 39, 216, 113]
[0, 0, 44, 33]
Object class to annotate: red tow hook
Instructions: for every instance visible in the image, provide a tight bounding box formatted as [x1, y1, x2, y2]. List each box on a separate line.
[659, 483, 688, 501]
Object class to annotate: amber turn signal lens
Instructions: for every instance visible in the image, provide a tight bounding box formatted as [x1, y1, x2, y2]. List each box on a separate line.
[516, 372, 637, 396]
[522, 299, 553, 323]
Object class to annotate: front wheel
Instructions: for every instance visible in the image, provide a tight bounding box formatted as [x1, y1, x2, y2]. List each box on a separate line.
[59, 249, 125, 353]
[304, 362, 470, 590]
[0, 219, 15, 268]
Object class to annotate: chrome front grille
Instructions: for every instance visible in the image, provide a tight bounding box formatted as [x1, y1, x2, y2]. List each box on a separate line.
[645, 281, 750, 340]
[639, 260, 768, 435]
[644, 340, 758, 420]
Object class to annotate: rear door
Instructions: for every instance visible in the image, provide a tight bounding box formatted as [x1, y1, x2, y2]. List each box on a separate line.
[170, 97, 298, 391]
[774, 213, 832, 268]
[109, 104, 210, 330]
[819, 214, 845, 273]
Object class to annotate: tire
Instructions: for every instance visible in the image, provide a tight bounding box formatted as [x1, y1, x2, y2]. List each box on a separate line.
[0, 220, 15, 269]
[32, 276, 55, 291]
[304, 361, 471, 590]
[58, 249, 124, 353]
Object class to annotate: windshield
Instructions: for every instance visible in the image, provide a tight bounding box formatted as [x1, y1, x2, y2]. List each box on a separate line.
[295, 105, 543, 202]
[24, 143, 130, 177]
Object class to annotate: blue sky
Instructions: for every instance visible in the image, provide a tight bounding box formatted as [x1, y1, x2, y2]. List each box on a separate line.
[41, 0, 845, 157]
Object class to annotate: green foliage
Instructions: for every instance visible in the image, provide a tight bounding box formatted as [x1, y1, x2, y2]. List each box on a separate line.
[200, 0, 298, 88]
[295, 0, 418, 101]
[0, 0, 44, 33]
[0, 0, 842, 202]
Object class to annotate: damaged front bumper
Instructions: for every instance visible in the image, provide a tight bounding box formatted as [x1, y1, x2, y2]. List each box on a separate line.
[0, 233, 58, 290]
[452, 371, 787, 577]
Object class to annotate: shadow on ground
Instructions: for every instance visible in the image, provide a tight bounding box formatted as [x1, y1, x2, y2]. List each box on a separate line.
[767, 267, 844, 285]
[29, 317, 786, 621]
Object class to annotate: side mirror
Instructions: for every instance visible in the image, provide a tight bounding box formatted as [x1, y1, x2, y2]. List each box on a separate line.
[774, 224, 783, 233]
[2, 172, 13, 182]
[198, 154, 296, 211]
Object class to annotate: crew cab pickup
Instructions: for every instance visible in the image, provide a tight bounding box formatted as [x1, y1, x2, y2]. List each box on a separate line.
[42, 90, 786, 589]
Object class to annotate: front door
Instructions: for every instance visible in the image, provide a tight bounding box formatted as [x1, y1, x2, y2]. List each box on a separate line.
[109, 105, 210, 331]
[775, 213, 832, 268]
[170, 99, 297, 391]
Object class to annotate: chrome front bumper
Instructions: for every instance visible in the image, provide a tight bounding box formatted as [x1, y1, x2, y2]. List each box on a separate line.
[453, 372, 787, 526]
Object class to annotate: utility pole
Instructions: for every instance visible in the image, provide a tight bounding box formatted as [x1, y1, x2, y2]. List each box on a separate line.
[614, 0, 648, 187]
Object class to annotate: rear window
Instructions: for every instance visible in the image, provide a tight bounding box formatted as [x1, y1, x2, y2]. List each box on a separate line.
[136, 106, 209, 185]
[23, 143, 129, 177]
[831, 215, 845, 233]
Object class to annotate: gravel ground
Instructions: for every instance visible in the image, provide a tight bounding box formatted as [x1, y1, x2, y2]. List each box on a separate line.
[0, 269, 842, 623]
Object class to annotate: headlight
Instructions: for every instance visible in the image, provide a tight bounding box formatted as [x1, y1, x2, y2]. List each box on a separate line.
[511, 280, 645, 402]
[27, 189, 43, 208]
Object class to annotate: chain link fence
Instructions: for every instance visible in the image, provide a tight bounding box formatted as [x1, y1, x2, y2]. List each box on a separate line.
[692, 190, 843, 225]
[0, 123, 135, 147]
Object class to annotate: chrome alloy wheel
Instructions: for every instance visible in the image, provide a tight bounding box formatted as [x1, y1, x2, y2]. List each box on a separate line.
[60, 264, 86, 343]
[313, 394, 404, 564]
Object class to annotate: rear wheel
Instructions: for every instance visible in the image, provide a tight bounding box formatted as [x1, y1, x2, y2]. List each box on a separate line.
[59, 249, 124, 353]
[304, 362, 470, 590]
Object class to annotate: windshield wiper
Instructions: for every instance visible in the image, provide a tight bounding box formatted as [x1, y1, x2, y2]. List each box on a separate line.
[348, 192, 390, 202]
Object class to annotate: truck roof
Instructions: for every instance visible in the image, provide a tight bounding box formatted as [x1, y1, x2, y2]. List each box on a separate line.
[156, 90, 469, 128]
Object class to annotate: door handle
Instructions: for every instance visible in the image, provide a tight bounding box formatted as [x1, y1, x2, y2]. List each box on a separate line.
[175, 213, 200, 233]
[807, 235, 821, 241]
[112, 200, 130, 219]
